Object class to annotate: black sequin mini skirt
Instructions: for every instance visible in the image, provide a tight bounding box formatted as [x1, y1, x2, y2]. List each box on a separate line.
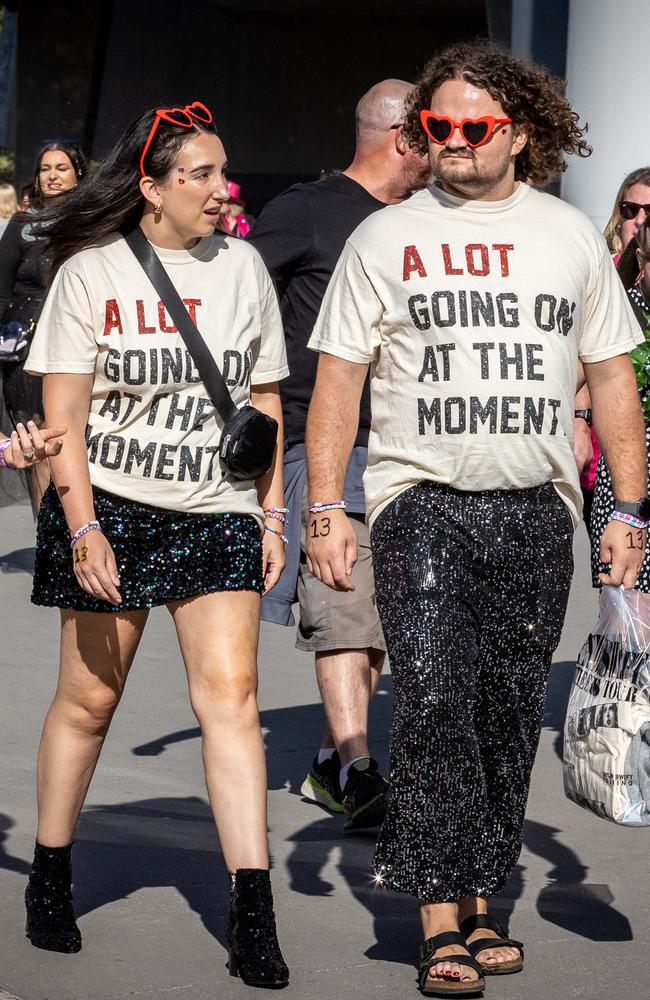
[32, 483, 263, 613]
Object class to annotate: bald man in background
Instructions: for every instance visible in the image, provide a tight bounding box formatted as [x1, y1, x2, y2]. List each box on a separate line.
[249, 80, 432, 830]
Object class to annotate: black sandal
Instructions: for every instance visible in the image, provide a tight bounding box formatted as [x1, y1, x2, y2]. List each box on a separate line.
[418, 931, 485, 997]
[459, 914, 524, 976]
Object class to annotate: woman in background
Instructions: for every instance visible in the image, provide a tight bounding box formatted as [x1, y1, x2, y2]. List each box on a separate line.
[576, 166, 650, 534]
[0, 141, 87, 512]
[0, 182, 18, 238]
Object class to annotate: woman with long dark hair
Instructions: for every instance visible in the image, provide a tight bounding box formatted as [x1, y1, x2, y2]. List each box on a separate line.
[0, 141, 88, 512]
[23, 103, 289, 987]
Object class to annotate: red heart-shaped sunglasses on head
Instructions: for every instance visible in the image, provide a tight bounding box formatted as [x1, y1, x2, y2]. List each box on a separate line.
[139, 101, 214, 176]
[419, 110, 512, 149]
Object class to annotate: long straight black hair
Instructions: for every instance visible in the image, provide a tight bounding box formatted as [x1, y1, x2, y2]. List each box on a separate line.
[37, 107, 218, 277]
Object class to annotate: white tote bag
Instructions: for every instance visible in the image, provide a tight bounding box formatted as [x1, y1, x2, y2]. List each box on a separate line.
[563, 587, 650, 826]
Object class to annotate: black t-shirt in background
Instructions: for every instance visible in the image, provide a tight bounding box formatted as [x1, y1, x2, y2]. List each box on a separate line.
[247, 173, 385, 447]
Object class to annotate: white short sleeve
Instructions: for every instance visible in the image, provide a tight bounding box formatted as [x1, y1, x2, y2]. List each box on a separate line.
[308, 241, 383, 363]
[26, 265, 98, 375]
[579, 238, 644, 363]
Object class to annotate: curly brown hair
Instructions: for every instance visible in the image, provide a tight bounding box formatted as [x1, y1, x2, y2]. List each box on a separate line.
[403, 40, 591, 186]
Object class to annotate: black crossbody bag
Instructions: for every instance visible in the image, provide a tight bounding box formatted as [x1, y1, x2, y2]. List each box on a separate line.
[124, 227, 278, 481]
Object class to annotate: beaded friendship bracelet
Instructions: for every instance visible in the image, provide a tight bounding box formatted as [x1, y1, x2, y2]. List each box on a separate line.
[264, 511, 288, 525]
[608, 511, 649, 530]
[308, 500, 348, 514]
[264, 524, 288, 545]
[70, 520, 102, 548]
[0, 438, 12, 470]
[264, 506, 289, 515]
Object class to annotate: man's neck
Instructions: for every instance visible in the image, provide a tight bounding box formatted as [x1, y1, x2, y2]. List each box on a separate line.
[344, 158, 409, 206]
[438, 175, 519, 204]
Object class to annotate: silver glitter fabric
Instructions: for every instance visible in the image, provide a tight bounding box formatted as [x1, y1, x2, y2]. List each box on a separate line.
[370, 480, 574, 902]
[32, 482, 263, 612]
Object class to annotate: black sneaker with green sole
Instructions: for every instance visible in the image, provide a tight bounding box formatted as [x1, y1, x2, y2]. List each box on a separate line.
[342, 757, 389, 830]
[300, 751, 344, 814]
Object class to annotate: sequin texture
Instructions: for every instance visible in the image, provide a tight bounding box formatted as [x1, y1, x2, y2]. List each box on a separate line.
[32, 483, 263, 612]
[370, 480, 574, 902]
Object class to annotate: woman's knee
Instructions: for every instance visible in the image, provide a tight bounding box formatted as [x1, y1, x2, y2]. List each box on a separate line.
[190, 663, 259, 726]
[56, 684, 121, 735]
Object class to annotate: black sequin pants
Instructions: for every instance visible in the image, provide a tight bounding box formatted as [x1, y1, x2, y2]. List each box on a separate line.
[370, 481, 574, 902]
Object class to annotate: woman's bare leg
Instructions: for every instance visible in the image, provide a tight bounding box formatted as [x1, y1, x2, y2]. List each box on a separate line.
[170, 590, 268, 871]
[36, 609, 148, 846]
[28, 460, 51, 516]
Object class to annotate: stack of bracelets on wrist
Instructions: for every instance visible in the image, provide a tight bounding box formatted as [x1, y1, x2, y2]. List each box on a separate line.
[70, 520, 102, 548]
[0, 439, 12, 470]
[263, 506, 288, 545]
[608, 511, 649, 530]
[308, 500, 348, 514]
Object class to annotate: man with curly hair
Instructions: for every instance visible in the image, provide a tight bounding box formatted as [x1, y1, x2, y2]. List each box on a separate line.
[304, 40, 646, 996]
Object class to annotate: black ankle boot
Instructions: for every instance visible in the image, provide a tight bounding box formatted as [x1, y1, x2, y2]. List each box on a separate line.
[25, 841, 82, 953]
[227, 869, 289, 988]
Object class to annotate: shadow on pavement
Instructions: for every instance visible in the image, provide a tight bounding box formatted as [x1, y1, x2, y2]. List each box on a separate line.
[0, 660, 631, 963]
[0, 546, 35, 575]
[74, 797, 229, 945]
[542, 659, 575, 762]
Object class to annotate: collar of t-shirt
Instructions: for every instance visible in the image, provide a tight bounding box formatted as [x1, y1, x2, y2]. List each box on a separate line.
[427, 180, 530, 214]
[148, 237, 215, 265]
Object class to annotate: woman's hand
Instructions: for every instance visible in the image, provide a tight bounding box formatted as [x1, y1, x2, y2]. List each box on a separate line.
[72, 531, 122, 605]
[262, 525, 285, 595]
[3, 421, 66, 469]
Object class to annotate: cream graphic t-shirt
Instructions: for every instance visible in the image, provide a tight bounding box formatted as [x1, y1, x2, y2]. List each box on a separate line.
[27, 232, 289, 517]
[308, 184, 643, 529]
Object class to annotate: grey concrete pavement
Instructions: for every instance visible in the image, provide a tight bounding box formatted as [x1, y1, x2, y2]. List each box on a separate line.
[0, 496, 647, 1000]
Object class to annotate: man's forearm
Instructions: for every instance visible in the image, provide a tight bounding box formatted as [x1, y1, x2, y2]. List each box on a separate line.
[305, 354, 367, 503]
[586, 355, 647, 500]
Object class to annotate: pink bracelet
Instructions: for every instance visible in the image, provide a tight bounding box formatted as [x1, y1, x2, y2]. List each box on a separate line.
[0, 438, 12, 470]
[264, 524, 288, 545]
[609, 511, 649, 530]
[308, 500, 347, 514]
[70, 521, 102, 548]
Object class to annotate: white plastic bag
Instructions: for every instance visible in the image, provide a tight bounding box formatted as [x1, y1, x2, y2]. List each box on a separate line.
[563, 587, 650, 826]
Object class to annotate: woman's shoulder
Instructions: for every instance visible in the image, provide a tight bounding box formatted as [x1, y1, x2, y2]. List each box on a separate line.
[200, 231, 271, 279]
[58, 232, 130, 276]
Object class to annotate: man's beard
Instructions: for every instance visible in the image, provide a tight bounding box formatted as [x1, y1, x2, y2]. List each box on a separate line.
[435, 150, 509, 194]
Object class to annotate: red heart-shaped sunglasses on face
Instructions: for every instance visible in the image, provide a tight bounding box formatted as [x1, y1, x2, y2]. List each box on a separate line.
[139, 101, 214, 177]
[419, 110, 513, 149]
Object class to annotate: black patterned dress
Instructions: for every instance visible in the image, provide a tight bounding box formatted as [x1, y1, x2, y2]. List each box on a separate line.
[591, 285, 650, 592]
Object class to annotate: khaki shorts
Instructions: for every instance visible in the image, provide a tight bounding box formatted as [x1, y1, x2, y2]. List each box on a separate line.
[296, 513, 386, 653]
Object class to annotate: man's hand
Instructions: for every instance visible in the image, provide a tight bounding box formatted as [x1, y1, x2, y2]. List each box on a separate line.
[573, 419, 593, 477]
[306, 508, 358, 591]
[599, 519, 646, 589]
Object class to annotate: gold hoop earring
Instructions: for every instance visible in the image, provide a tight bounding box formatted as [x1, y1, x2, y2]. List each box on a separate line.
[154, 201, 163, 217]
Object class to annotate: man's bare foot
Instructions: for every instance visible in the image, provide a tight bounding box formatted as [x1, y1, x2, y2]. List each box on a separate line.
[420, 901, 481, 985]
[458, 896, 522, 970]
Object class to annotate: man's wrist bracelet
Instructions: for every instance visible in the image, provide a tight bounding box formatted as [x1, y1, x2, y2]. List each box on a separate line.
[70, 521, 102, 548]
[308, 500, 348, 514]
[574, 408, 592, 426]
[608, 511, 649, 530]
[0, 438, 12, 470]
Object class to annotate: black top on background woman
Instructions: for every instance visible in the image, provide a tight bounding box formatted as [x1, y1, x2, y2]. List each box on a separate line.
[591, 219, 650, 591]
[0, 141, 87, 512]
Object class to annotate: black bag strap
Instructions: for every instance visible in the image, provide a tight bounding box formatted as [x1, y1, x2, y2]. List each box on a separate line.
[123, 226, 237, 422]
